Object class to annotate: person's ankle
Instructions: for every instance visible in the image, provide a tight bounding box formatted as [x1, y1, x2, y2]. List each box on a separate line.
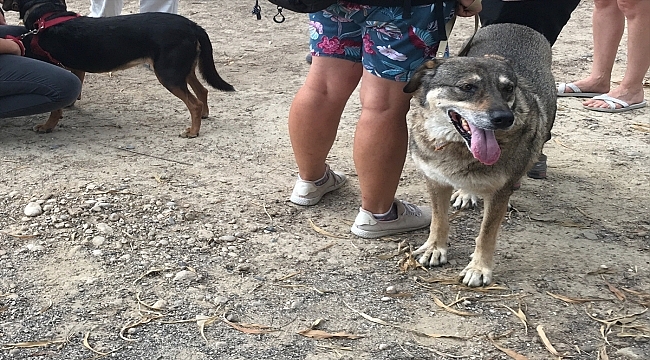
[372, 202, 397, 221]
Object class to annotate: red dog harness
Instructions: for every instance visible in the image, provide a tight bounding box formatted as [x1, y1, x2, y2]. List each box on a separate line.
[28, 12, 80, 65]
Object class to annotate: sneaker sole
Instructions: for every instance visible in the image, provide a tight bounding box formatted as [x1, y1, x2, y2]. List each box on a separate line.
[289, 194, 321, 206]
[289, 179, 346, 206]
[351, 224, 428, 239]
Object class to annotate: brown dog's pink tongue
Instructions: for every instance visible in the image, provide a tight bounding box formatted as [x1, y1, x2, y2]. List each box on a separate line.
[468, 123, 501, 165]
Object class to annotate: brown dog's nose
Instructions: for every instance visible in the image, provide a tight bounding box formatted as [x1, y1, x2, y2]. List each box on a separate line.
[488, 109, 514, 129]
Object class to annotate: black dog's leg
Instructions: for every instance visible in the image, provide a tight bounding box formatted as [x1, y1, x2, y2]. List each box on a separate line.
[187, 70, 209, 118]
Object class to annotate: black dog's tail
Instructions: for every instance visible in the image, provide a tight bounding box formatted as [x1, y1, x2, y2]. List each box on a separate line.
[196, 26, 235, 92]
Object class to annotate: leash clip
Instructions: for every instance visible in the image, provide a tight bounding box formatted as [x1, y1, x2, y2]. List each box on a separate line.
[251, 0, 262, 20]
[18, 27, 39, 39]
[273, 6, 285, 23]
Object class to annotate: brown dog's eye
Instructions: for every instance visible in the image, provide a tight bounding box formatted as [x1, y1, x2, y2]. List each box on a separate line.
[459, 83, 475, 92]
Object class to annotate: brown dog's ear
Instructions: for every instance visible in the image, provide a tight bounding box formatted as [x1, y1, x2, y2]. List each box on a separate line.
[403, 59, 442, 94]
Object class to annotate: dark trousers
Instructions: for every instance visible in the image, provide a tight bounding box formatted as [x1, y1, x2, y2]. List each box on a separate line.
[479, 0, 582, 46]
[0, 25, 82, 119]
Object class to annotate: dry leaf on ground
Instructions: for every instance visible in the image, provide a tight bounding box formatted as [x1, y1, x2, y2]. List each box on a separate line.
[488, 333, 530, 360]
[297, 329, 362, 340]
[547, 291, 609, 304]
[536, 325, 561, 357]
[222, 318, 277, 335]
[432, 296, 478, 316]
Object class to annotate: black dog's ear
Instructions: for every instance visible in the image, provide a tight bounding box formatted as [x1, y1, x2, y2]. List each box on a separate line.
[1, 0, 13, 12]
[3, 0, 19, 12]
[403, 59, 442, 93]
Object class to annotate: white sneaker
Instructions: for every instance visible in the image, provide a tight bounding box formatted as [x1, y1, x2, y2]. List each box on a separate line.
[290, 165, 346, 206]
[351, 200, 431, 238]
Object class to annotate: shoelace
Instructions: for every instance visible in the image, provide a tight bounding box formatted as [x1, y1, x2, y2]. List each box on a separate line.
[401, 201, 422, 217]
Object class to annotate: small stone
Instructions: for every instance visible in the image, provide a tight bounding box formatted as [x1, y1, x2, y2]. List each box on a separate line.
[91, 205, 103, 212]
[582, 230, 598, 240]
[214, 296, 229, 305]
[236, 264, 250, 272]
[213, 341, 228, 349]
[219, 235, 236, 242]
[91, 236, 105, 247]
[226, 313, 239, 322]
[378, 343, 389, 350]
[173, 270, 198, 282]
[290, 300, 303, 309]
[151, 299, 167, 310]
[196, 230, 214, 240]
[385, 286, 397, 294]
[26, 244, 45, 252]
[108, 213, 121, 222]
[614, 347, 644, 359]
[380, 296, 391, 302]
[92, 249, 103, 256]
[24, 202, 43, 217]
[127, 327, 138, 335]
[96, 223, 114, 235]
[580, 344, 596, 353]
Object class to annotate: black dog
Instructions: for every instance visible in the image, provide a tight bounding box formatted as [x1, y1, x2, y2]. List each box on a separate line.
[2, 0, 234, 137]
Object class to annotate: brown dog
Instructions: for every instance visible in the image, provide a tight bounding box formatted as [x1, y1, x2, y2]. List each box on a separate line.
[404, 24, 556, 286]
[2, 0, 234, 137]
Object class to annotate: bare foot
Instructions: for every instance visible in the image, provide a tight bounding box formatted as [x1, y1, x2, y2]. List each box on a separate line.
[563, 78, 610, 95]
[583, 85, 646, 110]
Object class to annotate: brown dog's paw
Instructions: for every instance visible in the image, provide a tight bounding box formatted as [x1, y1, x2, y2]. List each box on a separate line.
[459, 260, 493, 287]
[180, 128, 199, 138]
[413, 241, 448, 267]
[33, 124, 54, 133]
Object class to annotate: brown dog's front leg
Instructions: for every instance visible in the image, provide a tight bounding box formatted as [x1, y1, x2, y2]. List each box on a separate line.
[414, 178, 453, 267]
[34, 109, 63, 133]
[460, 188, 512, 287]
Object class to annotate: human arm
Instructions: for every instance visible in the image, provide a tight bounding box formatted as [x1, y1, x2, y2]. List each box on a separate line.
[0, 36, 24, 55]
[1, 9, 25, 56]
[456, 0, 482, 17]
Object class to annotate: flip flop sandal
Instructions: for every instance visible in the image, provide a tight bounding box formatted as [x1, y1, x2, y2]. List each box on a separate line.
[583, 95, 648, 113]
[557, 82, 603, 98]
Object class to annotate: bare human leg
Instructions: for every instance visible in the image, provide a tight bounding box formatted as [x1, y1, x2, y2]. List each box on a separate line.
[584, 0, 650, 109]
[354, 71, 412, 214]
[288, 56, 363, 181]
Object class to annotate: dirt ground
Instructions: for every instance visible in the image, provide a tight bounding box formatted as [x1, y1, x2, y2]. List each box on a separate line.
[1, 1, 649, 359]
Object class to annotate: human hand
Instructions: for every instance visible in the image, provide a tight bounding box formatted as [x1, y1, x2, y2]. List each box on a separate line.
[0, 6, 6, 25]
[456, 0, 482, 17]
[0, 37, 23, 55]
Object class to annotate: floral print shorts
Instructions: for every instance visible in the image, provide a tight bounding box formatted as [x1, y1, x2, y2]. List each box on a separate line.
[309, 1, 456, 82]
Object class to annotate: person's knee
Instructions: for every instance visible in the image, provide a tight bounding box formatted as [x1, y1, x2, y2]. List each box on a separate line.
[360, 77, 411, 116]
[52, 71, 82, 107]
[594, 0, 618, 9]
[617, 0, 650, 17]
